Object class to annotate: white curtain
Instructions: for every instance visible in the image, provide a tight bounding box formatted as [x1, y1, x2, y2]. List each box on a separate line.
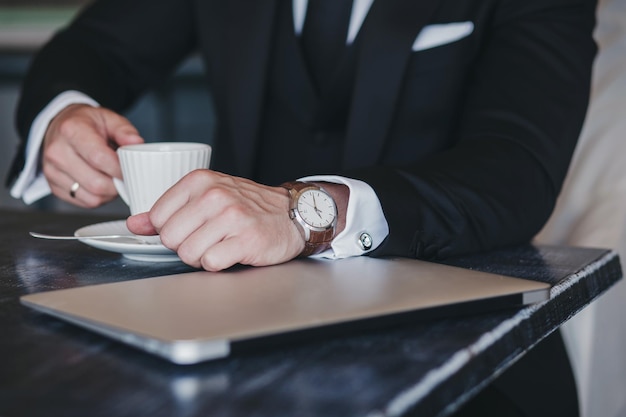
[534, 1, 626, 416]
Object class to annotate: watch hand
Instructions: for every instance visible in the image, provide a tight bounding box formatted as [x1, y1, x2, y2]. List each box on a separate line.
[312, 194, 319, 210]
[301, 201, 323, 218]
[312, 193, 326, 217]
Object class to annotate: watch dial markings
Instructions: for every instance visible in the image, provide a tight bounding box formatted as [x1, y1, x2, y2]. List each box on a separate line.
[297, 190, 336, 228]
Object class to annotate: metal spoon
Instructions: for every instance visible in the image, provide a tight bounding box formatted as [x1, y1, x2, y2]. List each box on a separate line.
[29, 231, 156, 244]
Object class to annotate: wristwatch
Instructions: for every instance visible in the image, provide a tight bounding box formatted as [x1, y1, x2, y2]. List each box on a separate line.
[281, 181, 338, 257]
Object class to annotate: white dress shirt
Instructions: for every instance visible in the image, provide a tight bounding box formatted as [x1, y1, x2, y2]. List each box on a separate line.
[10, 0, 389, 259]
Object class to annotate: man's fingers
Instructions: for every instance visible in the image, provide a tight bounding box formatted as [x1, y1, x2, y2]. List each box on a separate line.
[77, 108, 144, 180]
[44, 163, 112, 208]
[43, 104, 145, 206]
[126, 213, 158, 236]
[124, 170, 303, 271]
[197, 238, 243, 272]
[147, 170, 220, 231]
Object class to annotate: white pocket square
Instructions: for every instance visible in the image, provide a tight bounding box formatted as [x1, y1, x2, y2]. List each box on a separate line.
[412, 21, 474, 52]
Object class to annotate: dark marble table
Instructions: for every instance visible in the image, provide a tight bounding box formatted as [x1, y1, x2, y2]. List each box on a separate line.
[0, 208, 621, 417]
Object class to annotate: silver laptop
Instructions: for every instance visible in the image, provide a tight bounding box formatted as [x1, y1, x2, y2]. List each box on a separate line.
[20, 257, 550, 364]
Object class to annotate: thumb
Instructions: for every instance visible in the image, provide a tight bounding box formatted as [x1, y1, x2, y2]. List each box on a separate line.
[115, 128, 144, 147]
[126, 212, 158, 236]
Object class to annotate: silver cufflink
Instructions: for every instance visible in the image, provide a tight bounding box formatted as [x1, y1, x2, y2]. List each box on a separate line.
[358, 232, 373, 251]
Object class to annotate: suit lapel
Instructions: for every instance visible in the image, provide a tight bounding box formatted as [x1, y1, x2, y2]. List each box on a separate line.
[226, 0, 277, 177]
[342, 0, 441, 170]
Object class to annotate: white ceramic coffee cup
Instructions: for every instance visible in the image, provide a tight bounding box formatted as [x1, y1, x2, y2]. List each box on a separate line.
[114, 142, 212, 215]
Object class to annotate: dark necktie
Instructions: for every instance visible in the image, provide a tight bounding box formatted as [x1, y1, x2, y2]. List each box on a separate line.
[300, 0, 354, 91]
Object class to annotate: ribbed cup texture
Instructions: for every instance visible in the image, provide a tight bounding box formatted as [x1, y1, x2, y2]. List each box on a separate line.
[118, 143, 211, 215]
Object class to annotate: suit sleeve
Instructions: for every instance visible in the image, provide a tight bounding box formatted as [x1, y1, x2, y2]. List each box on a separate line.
[11, 0, 196, 171]
[348, 0, 597, 260]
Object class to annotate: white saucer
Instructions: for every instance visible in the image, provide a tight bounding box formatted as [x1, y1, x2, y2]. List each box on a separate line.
[75, 220, 181, 262]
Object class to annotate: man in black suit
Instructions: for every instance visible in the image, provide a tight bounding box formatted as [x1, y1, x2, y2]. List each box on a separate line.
[7, 0, 596, 415]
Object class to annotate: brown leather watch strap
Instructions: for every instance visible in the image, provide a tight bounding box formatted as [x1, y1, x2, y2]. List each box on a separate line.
[301, 228, 334, 257]
[281, 181, 314, 194]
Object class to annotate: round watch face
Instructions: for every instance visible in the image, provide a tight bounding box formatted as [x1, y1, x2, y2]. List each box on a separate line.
[297, 189, 337, 229]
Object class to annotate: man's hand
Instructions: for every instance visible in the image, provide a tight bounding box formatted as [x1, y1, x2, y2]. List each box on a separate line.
[126, 170, 308, 271]
[42, 104, 144, 207]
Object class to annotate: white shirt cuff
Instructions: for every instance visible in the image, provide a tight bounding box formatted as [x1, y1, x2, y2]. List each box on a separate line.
[299, 175, 390, 259]
[10, 90, 100, 204]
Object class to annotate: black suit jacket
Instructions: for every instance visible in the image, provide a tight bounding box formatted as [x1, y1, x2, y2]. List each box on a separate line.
[10, 0, 597, 260]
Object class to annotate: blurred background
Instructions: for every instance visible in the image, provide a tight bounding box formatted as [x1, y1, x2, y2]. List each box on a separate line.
[0, 0, 216, 215]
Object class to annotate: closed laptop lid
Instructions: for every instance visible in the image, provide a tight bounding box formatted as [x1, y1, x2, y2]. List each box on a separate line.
[20, 257, 550, 364]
